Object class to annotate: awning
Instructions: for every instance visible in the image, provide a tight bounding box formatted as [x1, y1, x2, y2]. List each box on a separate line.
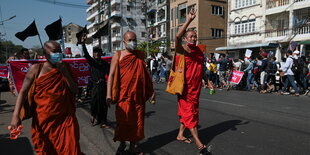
[215, 43, 279, 51]
[299, 40, 310, 45]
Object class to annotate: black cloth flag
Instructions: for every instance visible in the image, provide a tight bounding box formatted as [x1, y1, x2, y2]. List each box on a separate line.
[45, 18, 63, 40]
[76, 25, 89, 45]
[15, 20, 39, 41]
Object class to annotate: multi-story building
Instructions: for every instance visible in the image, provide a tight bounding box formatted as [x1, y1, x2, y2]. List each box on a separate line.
[170, 0, 227, 56]
[146, 0, 170, 54]
[63, 23, 83, 44]
[86, 0, 147, 55]
[217, 0, 310, 59]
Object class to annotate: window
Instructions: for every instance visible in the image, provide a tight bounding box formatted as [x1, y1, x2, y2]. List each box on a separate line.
[211, 28, 223, 38]
[141, 32, 146, 37]
[127, 6, 131, 12]
[234, 19, 256, 34]
[212, 5, 224, 15]
[187, 4, 196, 14]
[171, 8, 174, 21]
[179, 3, 187, 24]
[235, 0, 256, 9]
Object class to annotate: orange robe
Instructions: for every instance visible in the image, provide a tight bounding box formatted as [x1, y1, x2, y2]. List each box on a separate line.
[113, 51, 153, 142]
[31, 66, 83, 155]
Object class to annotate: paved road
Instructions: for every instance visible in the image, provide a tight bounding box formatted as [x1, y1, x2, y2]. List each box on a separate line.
[0, 83, 309, 155]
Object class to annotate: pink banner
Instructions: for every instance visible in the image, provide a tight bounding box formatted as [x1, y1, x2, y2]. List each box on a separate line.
[9, 57, 112, 94]
[0, 65, 8, 78]
[228, 70, 244, 84]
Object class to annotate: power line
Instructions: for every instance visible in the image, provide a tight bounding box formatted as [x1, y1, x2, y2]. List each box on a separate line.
[35, 0, 88, 9]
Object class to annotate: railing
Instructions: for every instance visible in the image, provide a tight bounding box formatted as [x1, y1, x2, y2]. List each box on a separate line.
[295, 0, 307, 2]
[265, 28, 289, 37]
[294, 25, 310, 34]
[266, 0, 290, 9]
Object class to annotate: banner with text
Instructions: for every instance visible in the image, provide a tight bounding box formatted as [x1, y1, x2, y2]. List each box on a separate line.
[9, 57, 112, 94]
[0, 65, 8, 78]
[228, 70, 244, 84]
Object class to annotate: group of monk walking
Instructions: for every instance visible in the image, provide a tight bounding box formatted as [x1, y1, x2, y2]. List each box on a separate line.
[9, 9, 212, 155]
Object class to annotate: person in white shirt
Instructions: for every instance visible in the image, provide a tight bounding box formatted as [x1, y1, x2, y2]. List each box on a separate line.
[279, 50, 300, 96]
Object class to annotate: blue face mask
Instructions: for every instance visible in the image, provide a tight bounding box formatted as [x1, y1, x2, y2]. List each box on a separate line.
[49, 53, 63, 64]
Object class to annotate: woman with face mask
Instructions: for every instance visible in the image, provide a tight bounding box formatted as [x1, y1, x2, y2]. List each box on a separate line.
[174, 8, 213, 155]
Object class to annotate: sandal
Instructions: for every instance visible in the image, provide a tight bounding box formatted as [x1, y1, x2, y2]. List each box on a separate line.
[116, 143, 126, 155]
[176, 137, 192, 144]
[100, 124, 110, 129]
[90, 117, 95, 126]
[198, 144, 211, 155]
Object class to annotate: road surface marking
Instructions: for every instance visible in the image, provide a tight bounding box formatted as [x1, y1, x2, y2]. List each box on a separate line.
[200, 98, 245, 107]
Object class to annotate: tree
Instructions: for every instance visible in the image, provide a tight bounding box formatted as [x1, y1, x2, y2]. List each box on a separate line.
[137, 41, 164, 56]
[0, 40, 23, 63]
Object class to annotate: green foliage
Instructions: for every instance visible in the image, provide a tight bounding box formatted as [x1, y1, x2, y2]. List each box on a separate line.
[0, 40, 23, 63]
[137, 41, 166, 55]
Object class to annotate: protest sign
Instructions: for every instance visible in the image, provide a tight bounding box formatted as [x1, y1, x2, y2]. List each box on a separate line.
[9, 57, 112, 94]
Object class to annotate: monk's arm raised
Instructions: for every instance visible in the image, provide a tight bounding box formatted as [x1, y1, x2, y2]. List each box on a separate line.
[10, 65, 37, 128]
[106, 53, 118, 100]
[175, 8, 196, 54]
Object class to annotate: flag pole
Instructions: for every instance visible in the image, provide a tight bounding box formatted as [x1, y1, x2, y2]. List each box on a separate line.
[38, 33, 44, 49]
[59, 16, 65, 54]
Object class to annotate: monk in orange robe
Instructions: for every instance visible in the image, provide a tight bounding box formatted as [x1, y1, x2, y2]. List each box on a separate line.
[174, 9, 214, 155]
[10, 41, 83, 155]
[107, 31, 155, 154]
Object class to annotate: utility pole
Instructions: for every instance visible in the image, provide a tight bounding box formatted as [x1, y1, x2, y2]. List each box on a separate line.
[145, 1, 149, 57]
[107, 0, 111, 56]
[98, 0, 102, 48]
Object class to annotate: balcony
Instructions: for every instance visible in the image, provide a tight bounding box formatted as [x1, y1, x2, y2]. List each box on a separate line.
[266, 0, 290, 9]
[87, 22, 96, 30]
[265, 28, 289, 38]
[111, 10, 122, 18]
[294, 25, 310, 35]
[87, 11, 98, 22]
[111, 22, 121, 28]
[112, 35, 122, 42]
[111, 0, 121, 6]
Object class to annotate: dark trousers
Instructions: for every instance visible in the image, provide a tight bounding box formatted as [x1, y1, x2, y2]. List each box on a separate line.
[91, 84, 108, 124]
[282, 75, 299, 94]
[165, 70, 170, 82]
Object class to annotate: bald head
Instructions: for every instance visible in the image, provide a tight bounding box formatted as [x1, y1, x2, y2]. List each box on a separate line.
[123, 31, 137, 42]
[44, 40, 61, 54]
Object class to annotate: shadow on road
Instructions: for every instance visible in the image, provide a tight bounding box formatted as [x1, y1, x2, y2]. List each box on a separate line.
[139, 120, 249, 154]
[200, 120, 249, 145]
[0, 137, 34, 155]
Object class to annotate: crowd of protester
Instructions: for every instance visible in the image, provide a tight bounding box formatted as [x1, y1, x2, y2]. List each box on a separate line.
[144, 46, 310, 97]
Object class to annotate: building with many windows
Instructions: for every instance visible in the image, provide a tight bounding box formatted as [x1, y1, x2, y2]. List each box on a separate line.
[170, 0, 227, 56]
[86, 0, 147, 55]
[217, 0, 310, 59]
[63, 23, 83, 44]
[146, 0, 170, 54]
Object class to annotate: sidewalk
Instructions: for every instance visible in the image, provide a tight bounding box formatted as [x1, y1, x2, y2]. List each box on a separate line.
[0, 91, 118, 155]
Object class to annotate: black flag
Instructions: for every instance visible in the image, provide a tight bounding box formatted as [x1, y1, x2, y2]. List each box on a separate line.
[76, 25, 89, 45]
[15, 20, 39, 41]
[92, 21, 109, 39]
[45, 18, 63, 40]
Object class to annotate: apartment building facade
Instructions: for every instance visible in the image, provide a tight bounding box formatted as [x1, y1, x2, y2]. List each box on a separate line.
[217, 0, 310, 59]
[170, 0, 227, 55]
[146, 0, 170, 54]
[63, 23, 83, 44]
[86, 0, 147, 55]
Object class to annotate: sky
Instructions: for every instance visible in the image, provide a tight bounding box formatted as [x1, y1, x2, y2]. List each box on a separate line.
[0, 0, 88, 48]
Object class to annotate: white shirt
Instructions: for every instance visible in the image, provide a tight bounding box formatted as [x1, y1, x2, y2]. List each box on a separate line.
[281, 55, 294, 75]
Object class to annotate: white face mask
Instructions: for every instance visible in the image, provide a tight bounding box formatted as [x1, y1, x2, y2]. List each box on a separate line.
[125, 41, 137, 50]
